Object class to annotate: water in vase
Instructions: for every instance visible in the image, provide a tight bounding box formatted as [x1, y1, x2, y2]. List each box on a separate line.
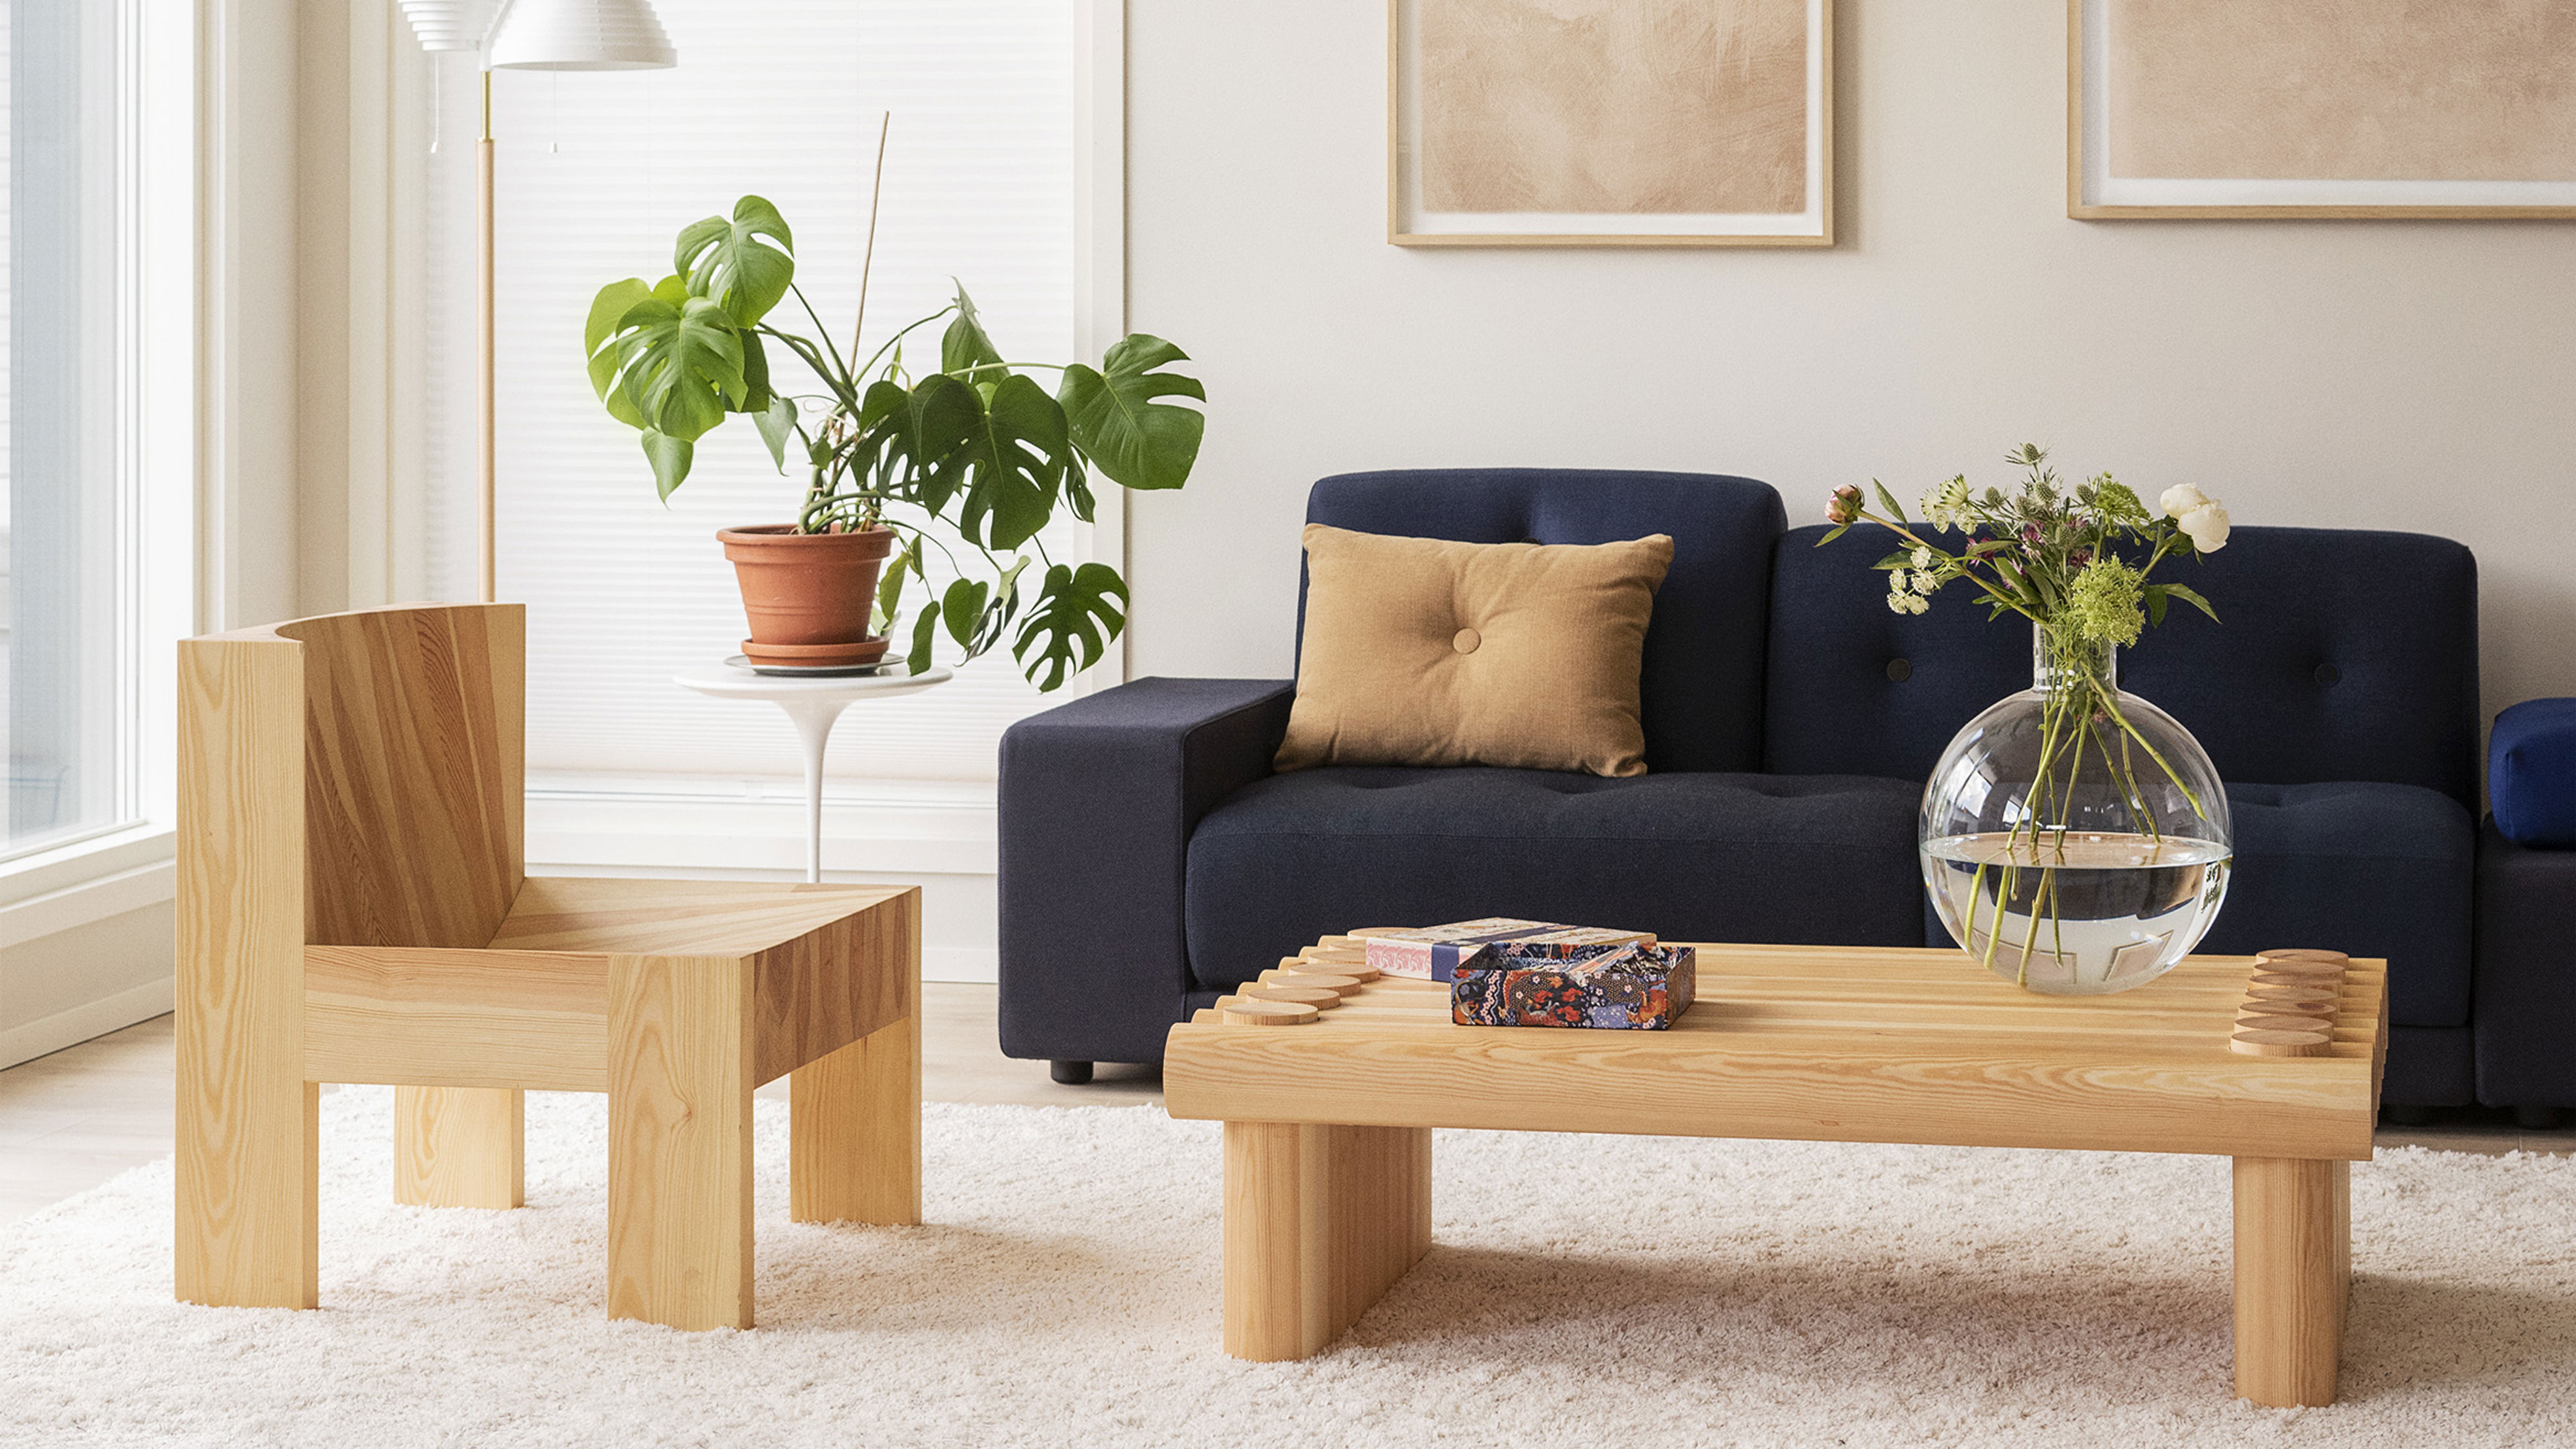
[1921, 831, 2231, 994]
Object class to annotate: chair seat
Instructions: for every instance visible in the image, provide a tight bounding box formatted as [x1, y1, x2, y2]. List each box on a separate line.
[306, 878, 915, 1092]
[489, 876, 907, 957]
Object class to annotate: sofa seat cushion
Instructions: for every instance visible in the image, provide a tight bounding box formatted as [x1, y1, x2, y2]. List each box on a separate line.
[2184, 782, 2472, 1027]
[1924, 781, 2474, 1026]
[2205, 783, 2483, 1021]
[1183, 767, 1924, 991]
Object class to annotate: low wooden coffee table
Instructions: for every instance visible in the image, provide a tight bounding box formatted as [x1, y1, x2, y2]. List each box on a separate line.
[1162, 938, 2388, 1406]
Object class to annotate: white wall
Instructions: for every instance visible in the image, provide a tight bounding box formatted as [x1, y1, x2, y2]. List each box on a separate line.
[1123, 0, 2576, 726]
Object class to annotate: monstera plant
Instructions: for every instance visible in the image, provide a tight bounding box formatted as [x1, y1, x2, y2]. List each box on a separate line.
[584, 195, 1204, 686]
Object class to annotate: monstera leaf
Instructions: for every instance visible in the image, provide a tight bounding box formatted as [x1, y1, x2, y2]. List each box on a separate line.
[674, 195, 795, 328]
[611, 294, 746, 445]
[854, 374, 981, 512]
[940, 283, 1006, 381]
[957, 373, 1072, 553]
[1057, 334, 1204, 492]
[1012, 562, 1127, 691]
[583, 277, 653, 429]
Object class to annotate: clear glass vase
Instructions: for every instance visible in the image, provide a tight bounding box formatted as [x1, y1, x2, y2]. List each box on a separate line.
[1920, 624, 2232, 994]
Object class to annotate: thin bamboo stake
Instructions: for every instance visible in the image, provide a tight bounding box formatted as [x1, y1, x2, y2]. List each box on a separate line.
[849, 111, 891, 371]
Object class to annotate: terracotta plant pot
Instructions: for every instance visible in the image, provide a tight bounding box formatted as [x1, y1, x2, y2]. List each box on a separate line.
[715, 524, 896, 668]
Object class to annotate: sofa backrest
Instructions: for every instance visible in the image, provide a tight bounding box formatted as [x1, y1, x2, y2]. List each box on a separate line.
[1300, 469, 1786, 774]
[1765, 522, 2481, 806]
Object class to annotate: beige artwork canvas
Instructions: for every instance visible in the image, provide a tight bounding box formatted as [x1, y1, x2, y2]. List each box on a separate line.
[2109, 0, 2576, 182]
[1412, 0, 1808, 217]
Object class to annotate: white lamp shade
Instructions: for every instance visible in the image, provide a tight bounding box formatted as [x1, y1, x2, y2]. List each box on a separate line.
[396, 0, 502, 52]
[486, 0, 679, 70]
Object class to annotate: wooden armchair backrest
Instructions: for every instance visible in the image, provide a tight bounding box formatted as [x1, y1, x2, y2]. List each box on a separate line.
[180, 604, 526, 952]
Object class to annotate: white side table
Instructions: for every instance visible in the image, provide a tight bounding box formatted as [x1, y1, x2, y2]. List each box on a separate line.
[674, 663, 955, 883]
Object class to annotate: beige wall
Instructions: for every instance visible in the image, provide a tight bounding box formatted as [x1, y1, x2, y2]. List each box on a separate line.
[1122, 0, 2576, 727]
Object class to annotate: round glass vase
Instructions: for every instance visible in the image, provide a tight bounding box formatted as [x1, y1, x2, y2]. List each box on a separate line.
[1920, 624, 2233, 995]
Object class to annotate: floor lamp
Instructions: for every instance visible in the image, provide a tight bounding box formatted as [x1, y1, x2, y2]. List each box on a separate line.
[388, 0, 675, 1212]
[397, 0, 679, 605]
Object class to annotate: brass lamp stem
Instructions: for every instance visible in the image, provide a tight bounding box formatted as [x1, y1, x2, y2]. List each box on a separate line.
[477, 68, 497, 604]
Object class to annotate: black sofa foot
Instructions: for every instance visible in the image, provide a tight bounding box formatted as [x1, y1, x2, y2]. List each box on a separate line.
[2381, 1104, 2435, 1127]
[2516, 1104, 2564, 1131]
[1049, 1060, 1095, 1085]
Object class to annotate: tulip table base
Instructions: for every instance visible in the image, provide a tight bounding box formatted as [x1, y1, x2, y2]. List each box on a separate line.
[673, 664, 953, 882]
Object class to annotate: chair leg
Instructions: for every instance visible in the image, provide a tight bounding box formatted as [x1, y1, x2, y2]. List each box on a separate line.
[394, 1087, 524, 1208]
[790, 1011, 923, 1226]
[607, 955, 756, 1331]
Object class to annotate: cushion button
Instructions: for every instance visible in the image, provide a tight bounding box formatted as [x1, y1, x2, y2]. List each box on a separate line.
[1452, 627, 1482, 655]
[2314, 662, 2341, 687]
[1886, 658, 1913, 683]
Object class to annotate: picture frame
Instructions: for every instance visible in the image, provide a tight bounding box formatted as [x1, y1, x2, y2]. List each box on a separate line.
[1388, 0, 1834, 248]
[2069, 0, 2576, 220]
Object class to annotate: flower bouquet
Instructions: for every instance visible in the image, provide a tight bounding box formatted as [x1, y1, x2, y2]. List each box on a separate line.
[1823, 445, 2237, 993]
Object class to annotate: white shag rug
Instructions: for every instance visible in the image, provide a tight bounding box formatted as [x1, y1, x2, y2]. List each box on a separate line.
[4, 1089, 2575, 1448]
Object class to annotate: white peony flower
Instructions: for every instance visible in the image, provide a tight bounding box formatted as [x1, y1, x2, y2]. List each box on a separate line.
[2178, 501, 2231, 552]
[2159, 483, 2211, 519]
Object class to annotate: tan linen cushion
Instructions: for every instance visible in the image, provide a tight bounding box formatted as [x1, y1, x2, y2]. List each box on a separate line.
[1274, 524, 1676, 777]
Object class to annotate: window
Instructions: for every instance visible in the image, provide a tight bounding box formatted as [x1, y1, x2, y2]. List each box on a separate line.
[1, 0, 152, 859]
[418, 0, 1088, 791]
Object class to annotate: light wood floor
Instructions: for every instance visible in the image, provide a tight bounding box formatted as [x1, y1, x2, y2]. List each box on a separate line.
[1, 984, 2561, 1223]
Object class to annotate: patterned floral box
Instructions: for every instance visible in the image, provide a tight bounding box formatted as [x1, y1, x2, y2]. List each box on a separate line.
[1449, 942, 1697, 1029]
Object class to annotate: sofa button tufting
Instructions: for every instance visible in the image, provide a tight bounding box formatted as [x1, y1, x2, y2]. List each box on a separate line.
[2314, 662, 2342, 687]
[1886, 658, 1913, 683]
[1452, 627, 1482, 655]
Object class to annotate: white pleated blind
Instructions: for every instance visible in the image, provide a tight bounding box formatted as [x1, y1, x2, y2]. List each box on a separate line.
[420, 0, 1079, 783]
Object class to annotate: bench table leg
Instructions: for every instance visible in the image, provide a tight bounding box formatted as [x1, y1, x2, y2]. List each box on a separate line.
[2233, 1155, 2351, 1406]
[1224, 1121, 1431, 1361]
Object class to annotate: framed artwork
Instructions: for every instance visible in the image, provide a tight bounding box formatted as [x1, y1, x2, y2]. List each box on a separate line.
[2071, 0, 2576, 219]
[1388, 0, 1833, 247]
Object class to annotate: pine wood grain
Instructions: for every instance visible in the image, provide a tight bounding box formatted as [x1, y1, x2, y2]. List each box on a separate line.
[789, 884, 920, 1227]
[1223, 1120, 1431, 1361]
[607, 954, 755, 1332]
[177, 605, 922, 1329]
[276, 605, 528, 1221]
[789, 1015, 923, 1227]
[1172, 947, 2386, 1159]
[305, 946, 611, 1091]
[176, 634, 318, 1310]
[393, 1084, 523, 1207]
[2234, 1156, 2351, 1406]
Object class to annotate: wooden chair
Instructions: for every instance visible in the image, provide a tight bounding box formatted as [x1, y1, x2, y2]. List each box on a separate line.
[175, 603, 920, 1330]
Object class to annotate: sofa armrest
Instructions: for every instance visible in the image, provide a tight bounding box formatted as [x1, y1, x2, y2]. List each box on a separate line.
[2490, 699, 2576, 847]
[997, 676, 1296, 1065]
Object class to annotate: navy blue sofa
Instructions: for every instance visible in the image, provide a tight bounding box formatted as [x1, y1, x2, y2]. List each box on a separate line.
[998, 469, 2492, 1108]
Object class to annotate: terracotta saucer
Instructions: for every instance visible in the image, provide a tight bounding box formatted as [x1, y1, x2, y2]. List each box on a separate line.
[741, 636, 890, 668]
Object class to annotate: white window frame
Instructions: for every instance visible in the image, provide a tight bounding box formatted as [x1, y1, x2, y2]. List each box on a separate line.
[0, 0, 199, 1065]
